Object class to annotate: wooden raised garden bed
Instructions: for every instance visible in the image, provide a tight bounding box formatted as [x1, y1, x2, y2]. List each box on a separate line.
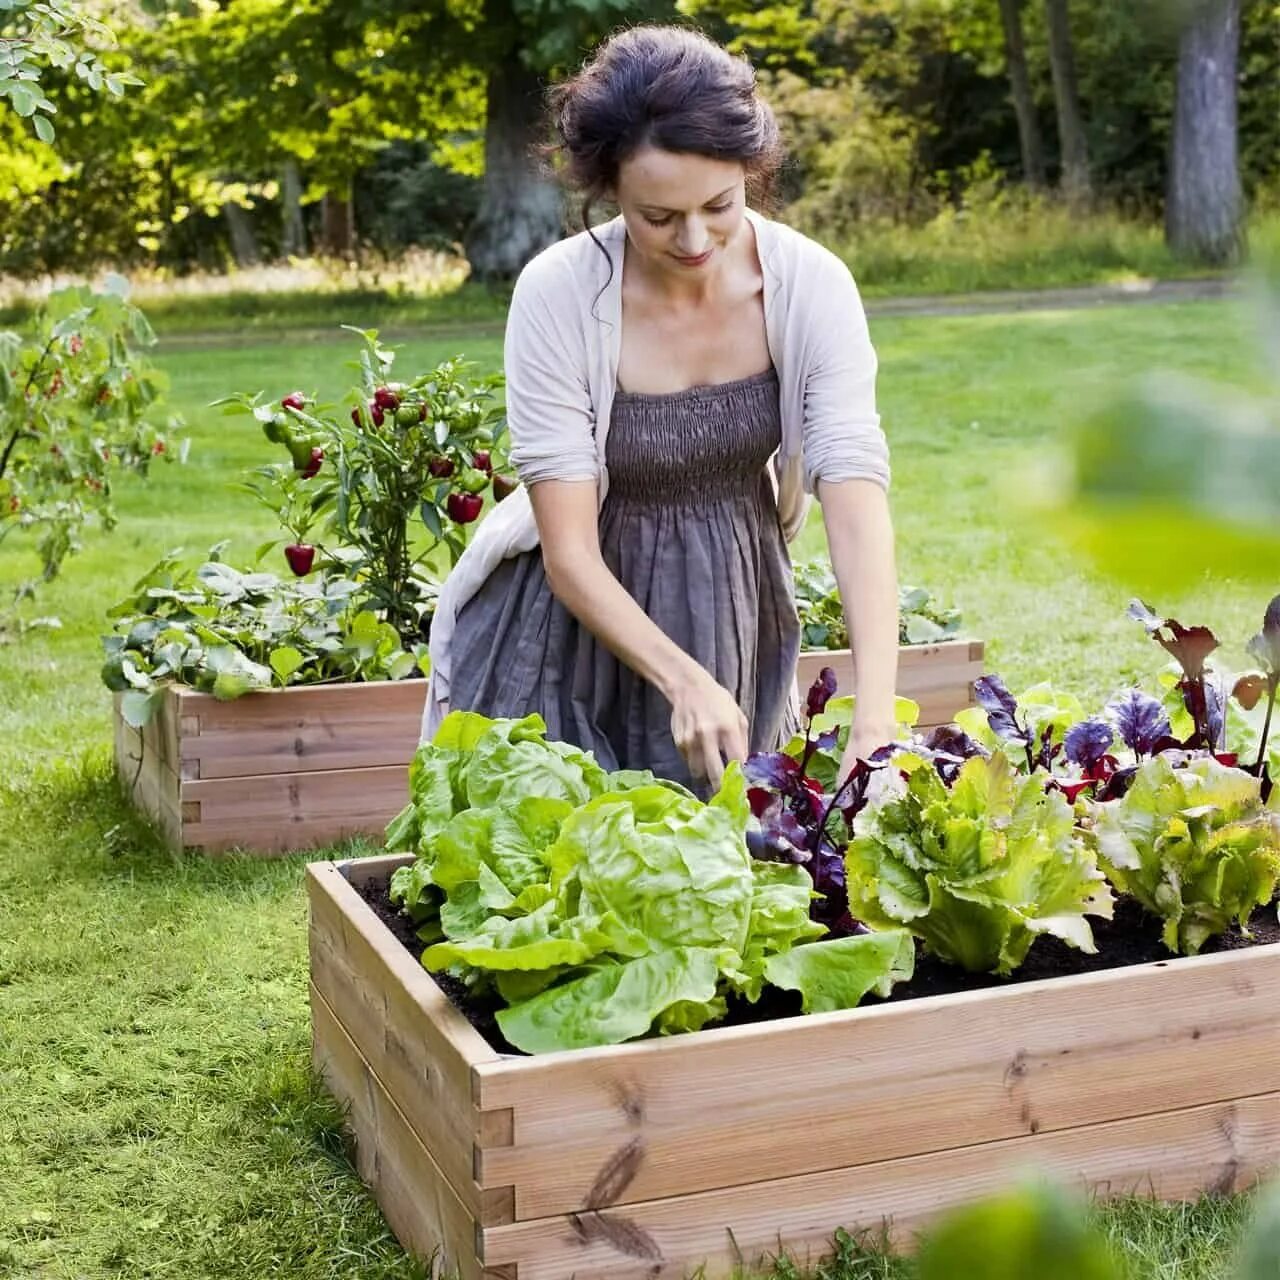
[309, 852, 1280, 1280]
[113, 681, 424, 854]
[797, 638, 984, 732]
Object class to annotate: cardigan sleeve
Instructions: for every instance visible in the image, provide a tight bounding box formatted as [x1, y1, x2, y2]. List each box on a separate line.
[503, 252, 601, 487]
[800, 251, 891, 492]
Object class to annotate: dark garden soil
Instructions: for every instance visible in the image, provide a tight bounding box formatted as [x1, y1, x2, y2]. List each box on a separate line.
[353, 872, 1280, 1056]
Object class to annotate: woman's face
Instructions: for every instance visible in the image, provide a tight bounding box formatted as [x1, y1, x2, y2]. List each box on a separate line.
[613, 146, 748, 276]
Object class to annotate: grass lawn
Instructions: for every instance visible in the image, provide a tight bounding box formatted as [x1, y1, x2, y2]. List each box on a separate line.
[1, 299, 1274, 1279]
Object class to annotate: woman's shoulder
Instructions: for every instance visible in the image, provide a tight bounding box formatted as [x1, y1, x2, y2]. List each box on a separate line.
[752, 212, 857, 287]
[514, 219, 623, 302]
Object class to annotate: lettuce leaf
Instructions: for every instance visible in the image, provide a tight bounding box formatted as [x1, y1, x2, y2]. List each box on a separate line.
[497, 948, 722, 1054]
[764, 929, 915, 1013]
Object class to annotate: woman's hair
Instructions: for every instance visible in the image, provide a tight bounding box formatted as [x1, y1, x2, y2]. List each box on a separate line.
[548, 25, 783, 230]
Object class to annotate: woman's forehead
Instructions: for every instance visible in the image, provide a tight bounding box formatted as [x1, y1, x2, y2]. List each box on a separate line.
[617, 146, 745, 207]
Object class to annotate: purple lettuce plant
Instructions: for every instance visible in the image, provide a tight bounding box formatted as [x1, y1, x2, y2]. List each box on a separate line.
[742, 667, 893, 934]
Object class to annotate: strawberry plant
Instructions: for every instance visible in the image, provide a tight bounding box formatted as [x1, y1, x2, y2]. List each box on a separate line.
[0, 281, 184, 633]
[214, 328, 507, 647]
[102, 543, 423, 729]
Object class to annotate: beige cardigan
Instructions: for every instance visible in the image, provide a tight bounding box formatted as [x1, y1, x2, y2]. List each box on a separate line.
[421, 210, 890, 739]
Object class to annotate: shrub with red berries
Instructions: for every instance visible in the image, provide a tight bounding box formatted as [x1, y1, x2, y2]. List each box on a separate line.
[1, 282, 184, 630]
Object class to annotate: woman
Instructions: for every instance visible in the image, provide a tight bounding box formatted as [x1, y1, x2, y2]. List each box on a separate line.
[424, 24, 899, 794]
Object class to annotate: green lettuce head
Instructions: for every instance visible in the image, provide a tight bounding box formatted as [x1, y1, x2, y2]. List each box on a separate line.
[1089, 754, 1280, 954]
[846, 751, 1113, 975]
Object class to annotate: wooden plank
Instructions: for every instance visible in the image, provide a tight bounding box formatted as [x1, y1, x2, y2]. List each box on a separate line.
[182, 765, 410, 848]
[480, 1089, 1280, 1279]
[173, 679, 425, 731]
[168, 681, 424, 779]
[473, 943, 1280, 1220]
[307, 859, 502, 1220]
[113, 709, 183, 847]
[797, 639, 983, 724]
[311, 983, 489, 1280]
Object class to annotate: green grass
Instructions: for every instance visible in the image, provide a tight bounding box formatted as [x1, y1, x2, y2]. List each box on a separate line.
[2, 299, 1276, 1278]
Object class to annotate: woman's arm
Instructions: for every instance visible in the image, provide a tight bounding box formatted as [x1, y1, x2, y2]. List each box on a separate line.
[529, 479, 748, 788]
[818, 477, 900, 778]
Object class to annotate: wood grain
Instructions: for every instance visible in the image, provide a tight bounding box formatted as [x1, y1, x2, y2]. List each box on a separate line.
[474, 942, 1280, 1219]
[311, 983, 490, 1280]
[307, 858, 504, 1221]
[481, 1089, 1280, 1278]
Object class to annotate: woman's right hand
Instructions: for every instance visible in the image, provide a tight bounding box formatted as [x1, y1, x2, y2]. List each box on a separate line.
[668, 666, 749, 792]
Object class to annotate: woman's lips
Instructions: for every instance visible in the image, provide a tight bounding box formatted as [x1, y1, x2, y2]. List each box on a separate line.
[673, 248, 714, 267]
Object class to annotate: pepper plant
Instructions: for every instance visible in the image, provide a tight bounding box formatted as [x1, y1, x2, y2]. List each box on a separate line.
[214, 328, 509, 647]
[0, 280, 184, 633]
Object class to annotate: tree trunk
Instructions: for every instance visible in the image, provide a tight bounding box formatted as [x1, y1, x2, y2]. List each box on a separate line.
[319, 185, 355, 258]
[997, 0, 1048, 190]
[1043, 0, 1092, 205]
[282, 158, 307, 258]
[1167, 0, 1244, 266]
[223, 200, 261, 268]
[464, 45, 563, 281]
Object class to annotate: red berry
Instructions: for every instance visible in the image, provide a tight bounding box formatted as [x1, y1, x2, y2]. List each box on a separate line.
[472, 449, 492, 473]
[284, 543, 316, 576]
[302, 446, 324, 479]
[418, 403, 428, 421]
[350, 406, 362, 428]
[368, 400, 385, 428]
[373, 386, 400, 412]
[281, 391, 307, 411]
[151, 441, 165, 455]
[492, 473, 518, 502]
[428, 456, 455, 479]
[446, 491, 483, 524]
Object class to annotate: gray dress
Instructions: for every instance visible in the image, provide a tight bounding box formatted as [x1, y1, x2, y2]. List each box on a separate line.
[450, 368, 800, 793]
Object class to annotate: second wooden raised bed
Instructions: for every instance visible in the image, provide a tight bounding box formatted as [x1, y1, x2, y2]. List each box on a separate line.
[309, 853, 1280, 1280]
[113, 681, 424, 853]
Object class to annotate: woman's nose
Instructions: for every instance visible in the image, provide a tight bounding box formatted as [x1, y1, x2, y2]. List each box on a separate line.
[675, 216, 708, 256]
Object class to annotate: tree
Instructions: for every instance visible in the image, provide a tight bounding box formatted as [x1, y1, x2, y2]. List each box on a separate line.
[996, 0, 1047, 189]
[457, 0, 677, 279]
[1166, 0, 1244, 265]
[1043, 0, 1091, 203]
[0, 0, 140, 141]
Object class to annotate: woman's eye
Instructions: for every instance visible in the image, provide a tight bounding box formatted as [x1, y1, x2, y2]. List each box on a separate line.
[706, 202, 732, 214]
[645, 214, 673, 227]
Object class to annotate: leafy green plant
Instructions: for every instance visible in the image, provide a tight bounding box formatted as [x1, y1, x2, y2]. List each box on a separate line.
[102, 542, 423, 729]
[793, 559, 961, 650]
[386, 711, 913, 1053]
[0, 0, 141, 142]
[1089, 755, 1280, 955]
[846, 750, 1113, 974]
[215, 330, 508, 647]
[0, 281, 183, 631]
